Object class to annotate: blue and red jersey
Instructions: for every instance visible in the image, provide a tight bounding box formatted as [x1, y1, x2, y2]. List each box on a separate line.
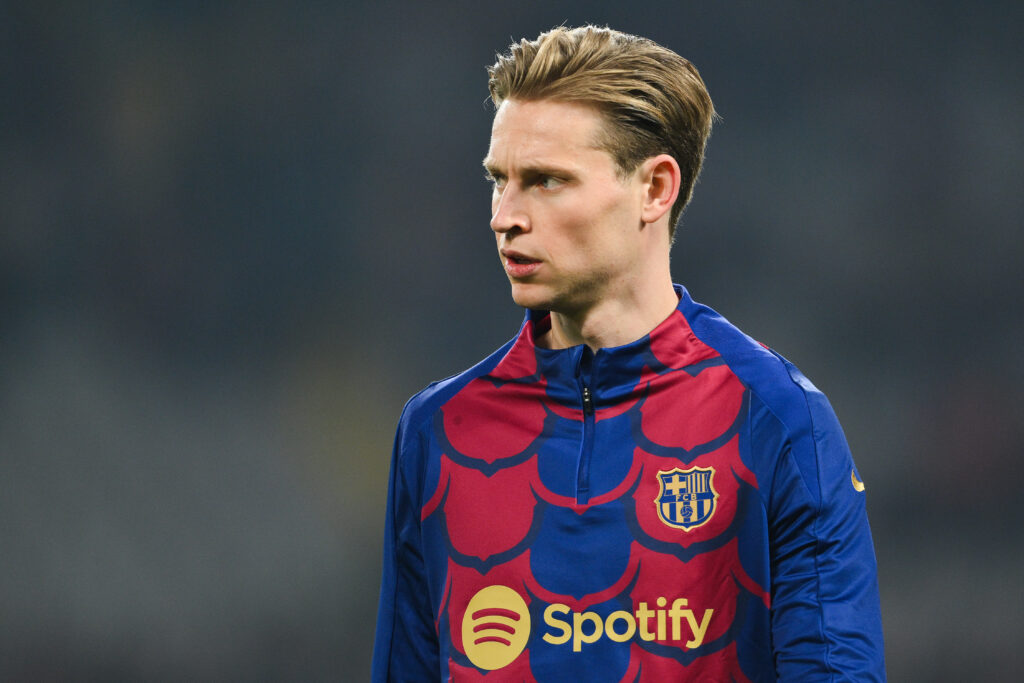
[373, 286, 885, 681]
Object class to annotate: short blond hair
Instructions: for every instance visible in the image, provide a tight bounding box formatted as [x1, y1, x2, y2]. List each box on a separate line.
[488, 26, 715, 238]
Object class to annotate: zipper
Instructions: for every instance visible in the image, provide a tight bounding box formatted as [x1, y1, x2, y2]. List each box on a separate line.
[576, 383, 596, 504]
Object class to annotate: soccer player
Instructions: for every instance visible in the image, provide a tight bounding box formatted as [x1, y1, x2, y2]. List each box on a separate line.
[373, 25, 885, 681]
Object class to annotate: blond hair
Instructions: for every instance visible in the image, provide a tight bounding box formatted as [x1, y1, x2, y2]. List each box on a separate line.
[488, 26, 715, 238]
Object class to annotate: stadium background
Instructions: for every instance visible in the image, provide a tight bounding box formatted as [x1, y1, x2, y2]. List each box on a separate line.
[2, 2, 1021, 680]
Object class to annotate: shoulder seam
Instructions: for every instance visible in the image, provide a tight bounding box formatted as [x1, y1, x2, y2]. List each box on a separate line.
[773, 352, 838, 678]
[398, 335, 520, 446]
[681, 297, 840, 675]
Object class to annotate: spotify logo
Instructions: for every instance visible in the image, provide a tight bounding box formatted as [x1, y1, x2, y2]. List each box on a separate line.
[461, 585, 531, 670]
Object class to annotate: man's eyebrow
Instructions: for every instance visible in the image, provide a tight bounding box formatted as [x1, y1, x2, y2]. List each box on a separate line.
[482, 160, 576, 178]
[523, 164, 574, 177]
[482, 159, 503, 177]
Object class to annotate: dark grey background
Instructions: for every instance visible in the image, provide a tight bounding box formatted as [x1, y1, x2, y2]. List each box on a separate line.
[3, 1, 1021, 680]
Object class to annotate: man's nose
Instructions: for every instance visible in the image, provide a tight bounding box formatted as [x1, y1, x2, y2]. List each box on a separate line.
[490, 185, 529, 234]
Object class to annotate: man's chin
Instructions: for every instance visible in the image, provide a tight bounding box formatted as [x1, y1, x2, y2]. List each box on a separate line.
[508, 281, 554, 311]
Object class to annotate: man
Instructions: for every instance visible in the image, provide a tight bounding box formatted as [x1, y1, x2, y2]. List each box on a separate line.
[373, 26, 884, 681]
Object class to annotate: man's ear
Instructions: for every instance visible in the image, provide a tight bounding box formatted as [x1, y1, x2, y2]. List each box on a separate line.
[639, 154, 681, 225]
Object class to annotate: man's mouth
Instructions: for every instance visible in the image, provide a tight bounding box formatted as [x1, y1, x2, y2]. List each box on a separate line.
[502, 251, 542, 277]
[502, 249, 538, 264]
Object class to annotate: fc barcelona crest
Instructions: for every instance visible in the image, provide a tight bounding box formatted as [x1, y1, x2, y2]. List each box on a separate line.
[655, 467, 718, 531]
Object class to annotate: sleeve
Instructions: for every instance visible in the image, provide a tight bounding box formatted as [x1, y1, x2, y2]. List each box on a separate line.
[759, 365, 886, 681]
[371, 413, 440, 682]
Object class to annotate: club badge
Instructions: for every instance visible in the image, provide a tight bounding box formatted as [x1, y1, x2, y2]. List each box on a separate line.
[655, 466, 718, 531]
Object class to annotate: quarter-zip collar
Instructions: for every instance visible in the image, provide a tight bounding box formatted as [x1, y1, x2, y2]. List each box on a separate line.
[493, 285, 712, 413]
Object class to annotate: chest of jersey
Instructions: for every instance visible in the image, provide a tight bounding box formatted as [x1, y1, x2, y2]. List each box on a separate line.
[418, 352, 772, 681]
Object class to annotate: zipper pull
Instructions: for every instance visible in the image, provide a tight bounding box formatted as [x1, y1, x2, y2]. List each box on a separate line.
[582, 386, 594, 415]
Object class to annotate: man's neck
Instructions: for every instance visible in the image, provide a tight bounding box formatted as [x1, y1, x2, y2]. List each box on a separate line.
[540, 279, 680, 352]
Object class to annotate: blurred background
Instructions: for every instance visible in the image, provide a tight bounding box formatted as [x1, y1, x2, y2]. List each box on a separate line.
[2, 1, 1021, 680]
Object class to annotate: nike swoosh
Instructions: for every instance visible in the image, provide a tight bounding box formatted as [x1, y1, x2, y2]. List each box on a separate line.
[851, 469, 865, 492]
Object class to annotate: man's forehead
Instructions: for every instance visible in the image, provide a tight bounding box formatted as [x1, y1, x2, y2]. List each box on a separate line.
[490, 98, 606, 137]
[484, 99, 609, 170]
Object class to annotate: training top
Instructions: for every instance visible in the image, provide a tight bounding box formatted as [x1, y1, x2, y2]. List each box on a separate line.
[372, 285, 885, 681]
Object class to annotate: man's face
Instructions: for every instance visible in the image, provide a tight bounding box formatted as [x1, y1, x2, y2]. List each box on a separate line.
[484, 99, 648, 315]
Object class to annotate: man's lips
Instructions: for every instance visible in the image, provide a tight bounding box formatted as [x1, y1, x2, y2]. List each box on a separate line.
[501, 250, 541, 278]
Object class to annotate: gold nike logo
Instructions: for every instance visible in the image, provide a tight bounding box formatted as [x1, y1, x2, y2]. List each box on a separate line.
[851, 469, 865, 492]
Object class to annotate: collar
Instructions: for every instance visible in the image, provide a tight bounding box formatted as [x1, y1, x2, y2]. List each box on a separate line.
[490, 285, 717, 409]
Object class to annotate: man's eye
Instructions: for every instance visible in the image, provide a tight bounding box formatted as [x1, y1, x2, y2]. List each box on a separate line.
[486, 175, 507, 190]
[538, 176, 563, 190]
